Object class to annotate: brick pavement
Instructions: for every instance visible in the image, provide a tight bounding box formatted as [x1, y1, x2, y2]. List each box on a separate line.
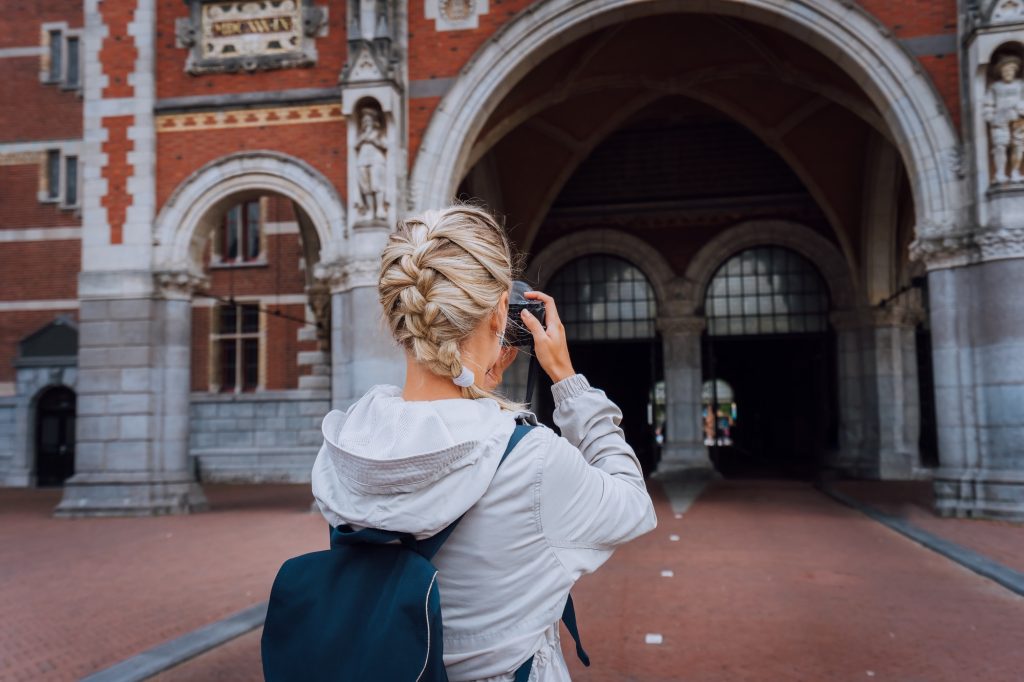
[0, 485, 324, 682]
[832, 480, 1024, 575]
[155, 479, 1024, 681]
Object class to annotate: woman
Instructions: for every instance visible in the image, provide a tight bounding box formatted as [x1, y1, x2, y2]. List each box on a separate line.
[311, 205, 658, 681]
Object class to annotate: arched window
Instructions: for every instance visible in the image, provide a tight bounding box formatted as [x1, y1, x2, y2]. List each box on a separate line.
[217, 198, 262, 264]
[705, 246, 829, 336]
[547, 255, 657, 341]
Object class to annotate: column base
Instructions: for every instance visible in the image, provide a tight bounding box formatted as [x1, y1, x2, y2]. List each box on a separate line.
[656, 441, 715, 473]
[933, 468, 1024, 521]
[55, 472, 208, 517]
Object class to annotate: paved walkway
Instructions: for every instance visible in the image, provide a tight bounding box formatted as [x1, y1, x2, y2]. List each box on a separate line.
[4, 479, 1024, 681]
[0, 485, 324, 682]
[153, 479, 1024, 682]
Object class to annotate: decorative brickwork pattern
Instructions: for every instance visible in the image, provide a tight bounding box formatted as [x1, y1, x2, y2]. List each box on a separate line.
[99, 115, 134, 244]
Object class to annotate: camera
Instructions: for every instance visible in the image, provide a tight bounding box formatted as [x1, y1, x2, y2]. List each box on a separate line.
[505, 281, 546, 347]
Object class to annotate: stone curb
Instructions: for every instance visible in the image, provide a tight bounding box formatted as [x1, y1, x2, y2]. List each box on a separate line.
[817, 484, 1024, 598]
[79, 601, 268, 682]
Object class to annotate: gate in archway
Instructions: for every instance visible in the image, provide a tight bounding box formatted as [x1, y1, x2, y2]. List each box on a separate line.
[536, 254, 664, 475]
[702, 246, 837, 478]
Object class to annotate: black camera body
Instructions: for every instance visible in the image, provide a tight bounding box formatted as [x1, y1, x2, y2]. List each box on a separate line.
[505, 281, 546, 347]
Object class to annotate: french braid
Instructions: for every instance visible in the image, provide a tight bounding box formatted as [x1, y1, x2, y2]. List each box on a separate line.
[378, 204, 521, 408]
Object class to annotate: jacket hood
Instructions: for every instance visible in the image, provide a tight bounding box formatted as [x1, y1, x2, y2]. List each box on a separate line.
[311, 384, 526, 538]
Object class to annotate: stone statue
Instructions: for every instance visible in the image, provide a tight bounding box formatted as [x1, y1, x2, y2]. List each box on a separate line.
[983, 54, 1024, 184]
[354, 106, 389, 220]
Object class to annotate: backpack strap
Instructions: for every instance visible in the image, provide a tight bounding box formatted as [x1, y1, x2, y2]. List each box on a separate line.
[512, 594, 590, 680]
[414, 420, 534, 560]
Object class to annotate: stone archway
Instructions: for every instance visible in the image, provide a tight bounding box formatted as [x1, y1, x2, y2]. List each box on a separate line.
[153, 151, 347, 277]
[525, 228, 681, 313]
[409, 0, 964, 245]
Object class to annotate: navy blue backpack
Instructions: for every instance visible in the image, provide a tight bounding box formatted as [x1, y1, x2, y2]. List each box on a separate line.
[261, 421, 590, 681]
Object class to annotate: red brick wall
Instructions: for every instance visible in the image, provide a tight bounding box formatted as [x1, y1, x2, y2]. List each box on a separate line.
[0, 58, 82, 143]
[0, 164, 80, 228]
[0, 240, 79, 301]
[0, 1, 82, 48]
[156, 119, 345, 208]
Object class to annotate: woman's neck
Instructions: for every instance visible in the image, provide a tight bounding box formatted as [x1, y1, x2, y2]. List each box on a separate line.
[402, 355, 464, 401]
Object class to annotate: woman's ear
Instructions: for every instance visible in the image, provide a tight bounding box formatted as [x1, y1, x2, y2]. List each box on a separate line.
[492, 290, 510, 334]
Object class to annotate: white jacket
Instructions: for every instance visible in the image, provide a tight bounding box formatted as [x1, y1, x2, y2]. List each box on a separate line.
[311, 373, 658, 681]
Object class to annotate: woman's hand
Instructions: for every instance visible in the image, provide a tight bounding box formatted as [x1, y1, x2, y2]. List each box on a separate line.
[482, 345, 518, 392]
[520, 291, 576, 384]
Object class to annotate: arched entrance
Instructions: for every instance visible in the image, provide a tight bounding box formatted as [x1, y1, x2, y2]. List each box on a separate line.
[410, 0, 964, 240]
[422, 0, 947, 482]
[535, 254, 663, 474]
[702, 246, 837, 478]
[35, 386, 76, 487]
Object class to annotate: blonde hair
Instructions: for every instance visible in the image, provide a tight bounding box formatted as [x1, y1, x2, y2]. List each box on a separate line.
[378, 204, 523, 410]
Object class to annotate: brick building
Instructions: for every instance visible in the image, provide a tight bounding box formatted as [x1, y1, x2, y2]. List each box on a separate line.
[1, 0, 1022, 520]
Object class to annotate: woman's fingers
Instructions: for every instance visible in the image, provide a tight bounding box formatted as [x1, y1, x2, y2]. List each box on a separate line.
[523, 290, 562, 328]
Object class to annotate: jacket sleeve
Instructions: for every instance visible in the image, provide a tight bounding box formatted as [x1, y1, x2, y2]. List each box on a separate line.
[537, 374, 658, 578]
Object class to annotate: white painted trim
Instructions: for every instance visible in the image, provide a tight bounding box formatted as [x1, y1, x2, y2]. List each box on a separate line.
[0, 227, 81, 241]
[0, 46, 46, 58]
[190, 294, 310, 307]
[408, 0, 965, 243]
[0, 140, 82, 154]
[0, 300, 79, 311]
[263, 221, 300, 235]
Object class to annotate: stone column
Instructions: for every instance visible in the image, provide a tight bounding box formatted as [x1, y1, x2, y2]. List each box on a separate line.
[870, 304, 924, 479]
[908, 12, 1024, 519]
[317, 258, 404, 411]
[922, 257, 1024, 519]
[56, 272, 207, 516]
[829, 305, 924, 480]
[656, 315, 712, 471]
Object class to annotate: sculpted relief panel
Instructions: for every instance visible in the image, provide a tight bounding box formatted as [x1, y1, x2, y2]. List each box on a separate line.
[176, 0, 328, 74]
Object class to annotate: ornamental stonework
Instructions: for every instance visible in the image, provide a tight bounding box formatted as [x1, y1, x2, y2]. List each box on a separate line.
[175, 0, 328, 74]
[424, 0, 489, 31]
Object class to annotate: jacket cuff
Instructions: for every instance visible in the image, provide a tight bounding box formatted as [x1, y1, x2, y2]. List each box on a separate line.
[551, 373, 591, 405]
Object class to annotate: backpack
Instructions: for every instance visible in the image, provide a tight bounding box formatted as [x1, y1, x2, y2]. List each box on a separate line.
[261, 421, 591, 682]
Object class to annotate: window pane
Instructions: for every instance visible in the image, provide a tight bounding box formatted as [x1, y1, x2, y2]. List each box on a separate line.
[705, 246, 829, 337]
[64, 156, 77, 205]
[49, 31, 62, 80]
[242, 338, 259, 390]
[547, 254, 656, 342]
[242, 304, 259, 333]
[219, 305, 237, 333]
[66, 37, 79, 86]
[224, 206, 239, 260]
[245, 201, 261, 260]
[220, 340, 236, 390]
[47, 150, 60, 198]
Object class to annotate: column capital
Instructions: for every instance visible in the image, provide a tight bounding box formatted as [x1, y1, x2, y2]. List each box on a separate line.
[911, 220, 1024, 270]
[153, 269, 209, 300]
[314, 257, 380, 293]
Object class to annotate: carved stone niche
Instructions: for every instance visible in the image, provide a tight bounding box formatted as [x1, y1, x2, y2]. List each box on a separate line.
[343, 91, 398, 230]
[983, 43, 1024, 186]
[175, 0, 328, 75]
